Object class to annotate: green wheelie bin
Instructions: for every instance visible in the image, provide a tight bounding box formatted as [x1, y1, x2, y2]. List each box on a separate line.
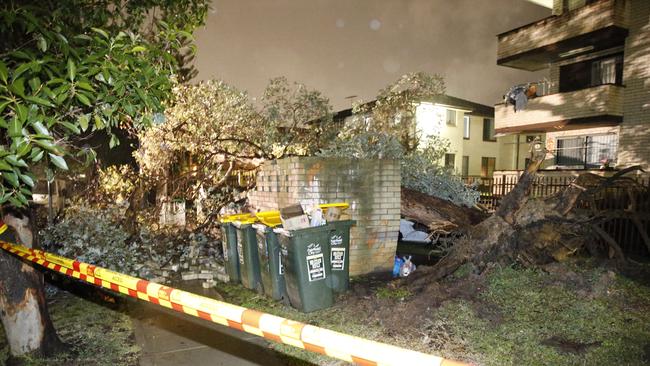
[275, 225, 333, 312]
[219, 213, 253, 284]
[220, 222, 241, 283]
[254, 224, 287, 301]
[233, 219, 263, 293]
[327, 220, 356, 292]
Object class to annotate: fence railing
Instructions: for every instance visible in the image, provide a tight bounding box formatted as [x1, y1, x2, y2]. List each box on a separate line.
[463, 173, 650, 257]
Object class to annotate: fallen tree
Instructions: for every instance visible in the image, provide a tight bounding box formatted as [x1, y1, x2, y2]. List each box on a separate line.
[401, 187, 488, 234]
[409, 154, 647, 287]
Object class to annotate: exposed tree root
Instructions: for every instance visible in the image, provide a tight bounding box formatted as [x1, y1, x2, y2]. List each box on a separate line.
[408, 158, 646, 288]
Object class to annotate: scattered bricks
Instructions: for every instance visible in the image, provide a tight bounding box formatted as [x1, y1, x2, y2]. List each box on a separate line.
[216, 273, 229, 283]
[198, 272, 215, 280]
[182, 272, 199, 281]
[150, 276, 167, 284]
[202, 279, 216, 288]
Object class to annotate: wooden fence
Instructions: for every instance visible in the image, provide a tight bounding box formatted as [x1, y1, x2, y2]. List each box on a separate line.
[463, 174, 650, 258]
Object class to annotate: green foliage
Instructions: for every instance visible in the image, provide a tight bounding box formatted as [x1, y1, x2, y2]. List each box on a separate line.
[41, 203, 142, 273]
[41, 196, 215, 277]
[402, 136, 479, 207]
[0, 0, 208, 207]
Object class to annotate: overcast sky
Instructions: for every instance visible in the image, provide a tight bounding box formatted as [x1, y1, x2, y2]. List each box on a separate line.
[193, 0, 550, 111]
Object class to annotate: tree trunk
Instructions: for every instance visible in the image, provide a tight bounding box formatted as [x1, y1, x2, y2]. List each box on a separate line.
[0, 210, 65, 360]
[401, 188, 488, 233]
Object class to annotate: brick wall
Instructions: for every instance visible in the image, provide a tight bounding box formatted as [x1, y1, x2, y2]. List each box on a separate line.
[619, 0, 650, 170]
[247, 157, 401, 276]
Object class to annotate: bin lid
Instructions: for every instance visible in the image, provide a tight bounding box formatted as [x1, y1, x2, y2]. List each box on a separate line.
[319, 203, 349, 212]
[221, 213, 255, 223]
[253, 204, 349, 227]
[255, 210, 282, 227]
[232, 218, 258, 227]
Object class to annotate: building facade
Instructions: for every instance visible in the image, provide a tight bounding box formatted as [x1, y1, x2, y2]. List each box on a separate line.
[337, 95, 507, 177]
[495, 0, 649, 170]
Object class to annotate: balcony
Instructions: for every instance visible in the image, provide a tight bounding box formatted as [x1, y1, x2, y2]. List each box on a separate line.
[497, 0, 628, 71]
[495, 84, 624, 134]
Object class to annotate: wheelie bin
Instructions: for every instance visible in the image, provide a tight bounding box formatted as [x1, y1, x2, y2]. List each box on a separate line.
[233, 218, 263, 293]
[275, 225, 333, 312]
[219, 213, 254, 284]
[327, 219, 356, 292]
[254, 224, 287, 301]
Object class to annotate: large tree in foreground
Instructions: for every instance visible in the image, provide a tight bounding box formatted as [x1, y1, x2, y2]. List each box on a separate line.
[0, 0, 208, 359]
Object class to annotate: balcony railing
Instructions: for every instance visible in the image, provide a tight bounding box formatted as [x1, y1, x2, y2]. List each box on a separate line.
[503, 80, 554, 105]
[495, 84, 624, 133]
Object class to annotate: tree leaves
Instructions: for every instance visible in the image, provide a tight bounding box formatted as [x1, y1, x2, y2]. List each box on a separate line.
[75, 93, 91, 106]
[130, 46, 147, 53]
[78, 114, 89, 131]
[0, 61, 8, 84]
[9, 118, 23, 138]
[48, 153, 68, 171]
[2, 171, 19, 187]
[0, 1, 207, 208]
[67, 58, 76, 81]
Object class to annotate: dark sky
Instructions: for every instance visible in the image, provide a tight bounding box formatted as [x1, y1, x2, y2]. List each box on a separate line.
[193, 0, 550, 110]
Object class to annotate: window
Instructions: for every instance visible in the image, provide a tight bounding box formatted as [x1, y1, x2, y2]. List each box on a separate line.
[481, 157, 496, 177]
[483, 118, 495, 141]
[563, 0, 597, 12]
[463, 115, 470, 139]
[556, 134, 618, 168]
[446, 109, 457, 126]
[445, 153, 455, 169]
[559, 53, 623, 92]
[461, 156, 469, 177]
[591, 57, 618, 85]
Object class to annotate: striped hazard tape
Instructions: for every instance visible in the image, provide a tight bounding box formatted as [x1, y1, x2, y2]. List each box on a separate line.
[0, 240, 467, 366]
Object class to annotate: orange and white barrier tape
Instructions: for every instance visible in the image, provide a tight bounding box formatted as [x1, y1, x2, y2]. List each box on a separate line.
[0, 241, 466, 366]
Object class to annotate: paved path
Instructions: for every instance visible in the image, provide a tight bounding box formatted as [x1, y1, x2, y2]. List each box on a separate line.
[128, 291, 286, 366]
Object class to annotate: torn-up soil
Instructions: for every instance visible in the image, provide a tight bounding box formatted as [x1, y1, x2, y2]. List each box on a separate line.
[326, 258, 650, 366]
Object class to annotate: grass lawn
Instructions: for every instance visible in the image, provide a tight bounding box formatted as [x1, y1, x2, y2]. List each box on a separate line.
[217, 260, 650, 366]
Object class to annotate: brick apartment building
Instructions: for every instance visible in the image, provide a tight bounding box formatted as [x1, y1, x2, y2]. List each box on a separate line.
[495, 0, 649, 171]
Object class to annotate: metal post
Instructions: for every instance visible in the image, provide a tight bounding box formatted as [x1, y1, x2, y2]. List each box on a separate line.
[47, 180, 53, 224]
[515, 134, 520, 170]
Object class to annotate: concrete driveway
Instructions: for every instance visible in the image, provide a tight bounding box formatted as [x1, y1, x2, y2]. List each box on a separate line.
[129, 301, 287, 366]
